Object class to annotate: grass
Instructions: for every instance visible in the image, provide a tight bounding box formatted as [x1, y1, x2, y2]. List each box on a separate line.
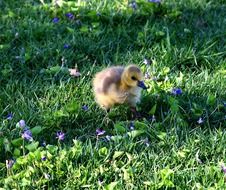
[0, 0, 226, 189]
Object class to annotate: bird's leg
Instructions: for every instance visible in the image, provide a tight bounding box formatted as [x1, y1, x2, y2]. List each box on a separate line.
[130, 107, 141, 120]
[102, 108, 111, 126]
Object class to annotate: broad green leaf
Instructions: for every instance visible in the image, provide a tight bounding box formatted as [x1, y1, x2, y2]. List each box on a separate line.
[168, 97, 179, 113]
[207, 94, 216, 106]
[127, 130, 144, 138]
[30, 126, 42, 135]
[65, 101, 79, 113]
[13, 148, 21, 157]
[80, 26, 89, 33]
[99, 147, 108, 157]
[135, 121, 148, 130]
[110, 135, 123, 142]
[161, 67, 170, 75]
[4, 138, 11, 152]
[25, 141, 39, 152]
[114, 123, 126, 134]
[47, 66, 61, 74]
[105, 181, 119, 190]
[113, 151, 124, 160]
[47, 145, 58, 154]
[149, 104, 157, 115]
[157, 132, 167, 140]
[54, 110, 69, 118]
[66, 27, 74, 33]
[11, 138, 23, 147]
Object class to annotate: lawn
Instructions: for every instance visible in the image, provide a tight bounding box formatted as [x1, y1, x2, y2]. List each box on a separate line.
[0, 0, 226, 189]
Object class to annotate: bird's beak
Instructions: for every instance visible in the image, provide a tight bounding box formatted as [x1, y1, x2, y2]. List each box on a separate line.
[137, 80, 147, 89]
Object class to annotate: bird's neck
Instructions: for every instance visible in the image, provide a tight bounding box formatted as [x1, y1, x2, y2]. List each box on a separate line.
[120, 78, 131, 91]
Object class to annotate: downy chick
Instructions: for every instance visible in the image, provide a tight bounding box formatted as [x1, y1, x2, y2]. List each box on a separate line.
[93, 64, 147, 112]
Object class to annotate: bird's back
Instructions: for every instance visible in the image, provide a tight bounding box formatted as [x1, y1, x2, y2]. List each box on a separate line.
[93, 66, 124, 94]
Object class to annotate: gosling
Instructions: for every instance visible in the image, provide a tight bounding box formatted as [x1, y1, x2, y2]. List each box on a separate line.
[93, 64, 147, 113]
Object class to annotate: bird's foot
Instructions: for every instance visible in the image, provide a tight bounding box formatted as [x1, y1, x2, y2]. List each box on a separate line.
[130, 107, 142, 120]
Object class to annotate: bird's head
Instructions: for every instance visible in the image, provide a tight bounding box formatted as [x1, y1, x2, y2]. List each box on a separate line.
[122, 65, 147, 89]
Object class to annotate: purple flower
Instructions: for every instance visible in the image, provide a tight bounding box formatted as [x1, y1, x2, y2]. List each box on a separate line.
[129, 122, 135, 130]
[75, 19, 82, 26]
[143, 58, 150, 65]
[96, 128, 106, 136]
[223, 102, 226, 107]
[6, 113, 13, 120]
[221, 164, 226, 174]
[96, 12, 101, 17]
[152, 76, 157, 81]
[105, 135, 111, 141]
[41, 141, 46, 147]
[65, 13, 74, 19]
[18, 120, 26, 128]
[129, 1, 137, 10]
[143, 138, 150, 147]
[171, 88, 183, 95]
[82, 105, 89, 111]
[195, 150, 202, 164]
[148, 0, 161, 3]
[63, 44, 70, 49]
[98, 178, 104, 186]
[6, 159, 15, 169]
[56, 131, 65, 141]
[52, 17, 60, 23]
[22, 129, 33, 141]
[197, 117, 204, 124]
[44, 173, 51, 180]
[144, 72, 151, 79]
[41, 156, 47, 161]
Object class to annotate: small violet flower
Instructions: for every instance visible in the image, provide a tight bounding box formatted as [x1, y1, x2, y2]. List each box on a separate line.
[148, 0, 161, 3]
[63, 44, 70, 49]
[223, 101, 226, 107]
[143, 58, 150, 65]
[52, 17, 60, 23]
[144, 72, 151, 79]
[143, 138, 150, 147]
[152, 76, 157, 81]
[56, 131, 65, 141]
[221, 164, 226, 174]
[22, 129, 33, 141]
[105, 135, 111, 141]
[197, 117, 204, 124]
[75, 19, 82, 26]
[41, 141, 46, 147]
[65, 13, 74, 19]
[82, 105, 89, 111]
[18, 120, 26, 128]
[96, 128, 106, 136]
[41, 156, 47, 161]
[98, 178, 104, 186]
[129, 1, 137, 10]
[129, 122, 135, 130]
[44, 173, 51, 180]
[6, 159, 15, 169]
[96, 12, 101, 17]
[171, 88, 183, 95]
[6, 113, 13, 120]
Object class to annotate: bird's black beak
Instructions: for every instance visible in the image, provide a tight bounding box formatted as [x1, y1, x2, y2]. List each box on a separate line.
[137, 80, 148, 89]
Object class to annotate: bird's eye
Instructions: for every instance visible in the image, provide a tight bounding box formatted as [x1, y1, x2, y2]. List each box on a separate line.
[131, 76, 137, 80]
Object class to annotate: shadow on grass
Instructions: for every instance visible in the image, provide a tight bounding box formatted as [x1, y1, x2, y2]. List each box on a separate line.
[0, 1, 225, 78]
[0, 0, 225, 161]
